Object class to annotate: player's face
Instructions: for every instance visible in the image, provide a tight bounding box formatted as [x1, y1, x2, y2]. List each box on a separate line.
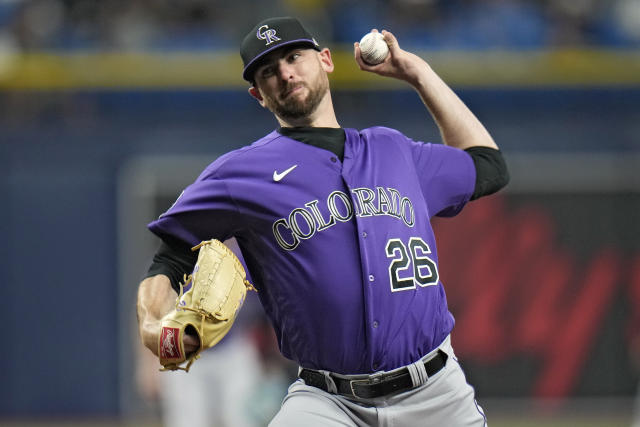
[251, 47, 331, 121]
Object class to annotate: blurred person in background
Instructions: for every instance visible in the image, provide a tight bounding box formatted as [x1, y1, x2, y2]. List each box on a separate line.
[136, 322, 288, 427]
[631, 272, 640, 427]
[632, 340, 640, 427]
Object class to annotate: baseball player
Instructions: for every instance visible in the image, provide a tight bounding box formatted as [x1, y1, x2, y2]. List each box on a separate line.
[137, 16, 509, 426]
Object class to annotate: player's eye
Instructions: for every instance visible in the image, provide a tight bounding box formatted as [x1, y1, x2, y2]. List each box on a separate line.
[260, 66, 275, 78]
[288, 52, 301, 62]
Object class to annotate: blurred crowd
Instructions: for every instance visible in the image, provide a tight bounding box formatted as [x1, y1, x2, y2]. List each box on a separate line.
[0, 0, 639, 53]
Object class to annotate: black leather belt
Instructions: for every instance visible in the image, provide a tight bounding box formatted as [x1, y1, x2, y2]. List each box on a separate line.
[299, 350, 448, 399]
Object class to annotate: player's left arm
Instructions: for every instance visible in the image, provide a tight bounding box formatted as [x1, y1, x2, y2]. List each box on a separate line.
[137, 238, 201, 357]
[146, 238, 199, 294]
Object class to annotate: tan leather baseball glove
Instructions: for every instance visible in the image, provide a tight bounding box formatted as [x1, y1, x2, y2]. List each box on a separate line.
[158, 239, 255, 372]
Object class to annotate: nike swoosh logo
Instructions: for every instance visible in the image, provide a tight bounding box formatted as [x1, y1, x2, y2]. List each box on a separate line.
[273, 164, 298, 182]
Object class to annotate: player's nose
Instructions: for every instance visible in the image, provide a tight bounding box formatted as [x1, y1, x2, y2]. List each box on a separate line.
[276, 60, 296, 81]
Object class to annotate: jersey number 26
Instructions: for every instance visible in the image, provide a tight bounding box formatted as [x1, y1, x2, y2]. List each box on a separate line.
[385, 237, 439, 292]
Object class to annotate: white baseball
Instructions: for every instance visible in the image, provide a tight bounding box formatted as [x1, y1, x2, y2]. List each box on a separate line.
[359, 32, 389, 65]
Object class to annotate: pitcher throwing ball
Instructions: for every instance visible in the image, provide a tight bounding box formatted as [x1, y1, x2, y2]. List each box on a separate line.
[137, 16, 509, 426]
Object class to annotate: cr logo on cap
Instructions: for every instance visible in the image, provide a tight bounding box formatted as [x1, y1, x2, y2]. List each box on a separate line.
[257, 25, 281, 46]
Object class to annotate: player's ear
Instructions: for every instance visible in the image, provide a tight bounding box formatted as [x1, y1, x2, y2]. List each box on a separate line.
[248, 86, 266, 107]
[318, 48, 334, 73]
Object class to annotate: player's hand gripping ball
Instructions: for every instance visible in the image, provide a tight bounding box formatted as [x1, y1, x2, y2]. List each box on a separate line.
[359, 32, 389, 65]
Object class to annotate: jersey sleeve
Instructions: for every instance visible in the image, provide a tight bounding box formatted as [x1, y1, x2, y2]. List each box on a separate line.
[411, 140, 476, 218]
[147, 169, 240, 246]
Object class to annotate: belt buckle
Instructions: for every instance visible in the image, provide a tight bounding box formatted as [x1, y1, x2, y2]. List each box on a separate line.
[349, 372, 384, 399]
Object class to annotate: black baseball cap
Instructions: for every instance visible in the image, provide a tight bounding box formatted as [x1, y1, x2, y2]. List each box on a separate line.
[240, 17, 321, 83]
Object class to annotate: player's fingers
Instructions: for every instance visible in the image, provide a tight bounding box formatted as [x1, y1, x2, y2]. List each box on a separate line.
[381, 30, 399, 54]
[353, 42, 375, 70]
[353, 42, 366, 69]
[183, 332, 200, 354]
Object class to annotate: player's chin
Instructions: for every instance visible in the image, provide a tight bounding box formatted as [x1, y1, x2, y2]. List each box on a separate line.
[281, 86, 306, 101]
[280, 96, 309, 113]
[277, 102, 314, 121]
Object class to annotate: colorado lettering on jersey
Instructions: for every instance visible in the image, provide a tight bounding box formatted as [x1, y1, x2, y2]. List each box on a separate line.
[273, 186, 415, 251]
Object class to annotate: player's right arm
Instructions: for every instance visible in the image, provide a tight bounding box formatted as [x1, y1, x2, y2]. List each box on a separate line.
[355, 31, 509, 205]
[354, 30, 497, 151]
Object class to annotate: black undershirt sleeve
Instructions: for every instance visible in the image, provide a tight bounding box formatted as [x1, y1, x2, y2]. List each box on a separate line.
[464, 147, 510, 201]
[145, 240, 199, 294]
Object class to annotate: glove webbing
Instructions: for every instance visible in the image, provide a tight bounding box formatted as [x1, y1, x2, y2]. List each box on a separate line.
[176, 273, 256, 321]
[189, 240, 257, 318]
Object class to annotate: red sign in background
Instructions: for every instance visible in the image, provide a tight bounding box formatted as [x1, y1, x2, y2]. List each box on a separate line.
[434, 193, 640, 399]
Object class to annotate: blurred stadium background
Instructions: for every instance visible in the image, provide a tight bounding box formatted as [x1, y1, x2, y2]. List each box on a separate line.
[1, 0, 639, 426]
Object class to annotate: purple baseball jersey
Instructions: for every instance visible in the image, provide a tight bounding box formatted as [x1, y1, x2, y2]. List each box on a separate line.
[149, 126, 475, 374]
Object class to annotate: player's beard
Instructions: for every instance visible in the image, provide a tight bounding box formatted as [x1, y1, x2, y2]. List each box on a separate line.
[263, 71, 329, 122]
